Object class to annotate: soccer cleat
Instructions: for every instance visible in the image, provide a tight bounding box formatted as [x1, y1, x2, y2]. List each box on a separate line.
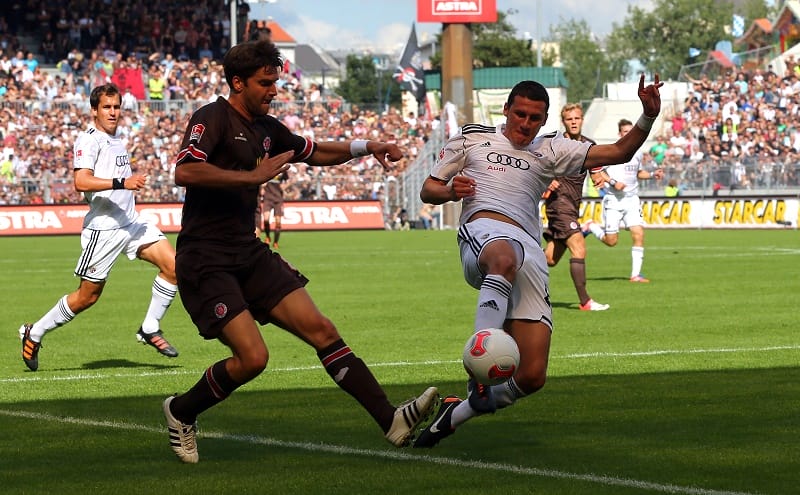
[163, 395, 199, 463]
[630, 274, 650, 283]
[19, 323, 41, 371]
[580, 220, 594, 238]
[272, 242, 279, 249]
[136, 328, 179, 357]
[385, 386, 439, 447]
[579, 299, 610, 311]
[413, 395, 462, 448]
[467, 378, 497, 414]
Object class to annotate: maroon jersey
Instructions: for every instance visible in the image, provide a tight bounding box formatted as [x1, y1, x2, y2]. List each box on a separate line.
[543, 134, 595, 241]
[175, 97, 313, 245]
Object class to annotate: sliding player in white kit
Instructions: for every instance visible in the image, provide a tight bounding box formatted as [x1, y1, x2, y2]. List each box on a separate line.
[19, 84, 180, 371]
[582, 118, 664, 283]
[414, 75, 663, 448]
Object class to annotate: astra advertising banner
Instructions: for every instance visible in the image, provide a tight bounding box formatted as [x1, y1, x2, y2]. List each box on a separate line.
[416, 0, 497, 24]
[0, 201, 386, 236]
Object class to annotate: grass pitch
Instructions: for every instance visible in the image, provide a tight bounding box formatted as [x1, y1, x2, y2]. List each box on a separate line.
[1, 229, 798, 494]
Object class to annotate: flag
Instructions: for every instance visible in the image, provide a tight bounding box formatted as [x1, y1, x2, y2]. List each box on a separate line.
[393, 23, 426, 104]
[688, 47, 701, 58]
[732, 14, 745, 38]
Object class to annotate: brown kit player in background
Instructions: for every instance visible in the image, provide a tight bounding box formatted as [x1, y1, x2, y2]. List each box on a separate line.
[542, 103, 610, 311]
[258, 170, 287, 248]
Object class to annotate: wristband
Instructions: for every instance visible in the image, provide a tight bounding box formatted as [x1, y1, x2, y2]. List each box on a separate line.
[636, 114, 656, 132]
[112, 178, 125, 190]
[608, 178, 618, 186]
[350, 140, 369, 157]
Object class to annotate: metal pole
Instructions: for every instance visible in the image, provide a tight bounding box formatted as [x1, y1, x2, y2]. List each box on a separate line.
[536, 0, 542, 67]
[230, 0, 237, 47]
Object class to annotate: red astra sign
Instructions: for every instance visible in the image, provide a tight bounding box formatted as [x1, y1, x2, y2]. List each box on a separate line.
[417, 0, 497, 24]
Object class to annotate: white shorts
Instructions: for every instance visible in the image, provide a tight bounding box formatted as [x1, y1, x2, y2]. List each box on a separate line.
[602, 194, 644, 234]
[75, 219, 166, 282]
[457, 218, 553, 330]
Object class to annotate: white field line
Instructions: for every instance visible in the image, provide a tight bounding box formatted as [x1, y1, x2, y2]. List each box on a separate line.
[2, 344, 798, 384]
[0, 408, 761, 495]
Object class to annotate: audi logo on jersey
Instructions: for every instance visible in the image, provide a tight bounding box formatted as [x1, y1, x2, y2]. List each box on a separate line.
[486, 152, 530, 170]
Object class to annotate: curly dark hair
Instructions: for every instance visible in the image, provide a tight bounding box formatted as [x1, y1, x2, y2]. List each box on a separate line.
[222, 40, 283, 88]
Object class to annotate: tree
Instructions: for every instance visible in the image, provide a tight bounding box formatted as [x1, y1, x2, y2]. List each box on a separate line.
[336, 54, 401, 109]
[607, 0, 732, 80]
[550, 19, 614, 103]
[428, 10, 535, 69]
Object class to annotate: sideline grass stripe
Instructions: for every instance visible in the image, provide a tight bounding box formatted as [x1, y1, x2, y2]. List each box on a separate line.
[0, 408, 759, 495]
[3, 344, 798, 384]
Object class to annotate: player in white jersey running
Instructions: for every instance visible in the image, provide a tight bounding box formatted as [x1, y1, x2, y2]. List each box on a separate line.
[583, 119, 664, 283]
[414, 75, 663, 448]
[19, 84, 180, 371]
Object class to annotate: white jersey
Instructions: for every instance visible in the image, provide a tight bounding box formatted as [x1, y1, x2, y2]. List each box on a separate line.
[603, 150, 644, 199]
[73, 126, 136, 230]
[430, 123, 591, 241]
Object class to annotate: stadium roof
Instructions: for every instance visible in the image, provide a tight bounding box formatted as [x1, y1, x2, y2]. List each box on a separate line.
[424, 66, 568, 90]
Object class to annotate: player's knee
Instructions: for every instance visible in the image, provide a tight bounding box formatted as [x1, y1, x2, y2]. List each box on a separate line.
[515, 371, 547, 395]
[238, 348, 269, 379]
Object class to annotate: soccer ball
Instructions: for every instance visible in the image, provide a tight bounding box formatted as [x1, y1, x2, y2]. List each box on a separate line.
[462, 328, 520, 386]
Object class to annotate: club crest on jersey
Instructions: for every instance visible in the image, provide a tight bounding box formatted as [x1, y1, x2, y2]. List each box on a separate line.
[263, 136, 272, 152]
[190, 124, 206, 142]
[214, 302, 228, 319]
[438, 148, 445, 160]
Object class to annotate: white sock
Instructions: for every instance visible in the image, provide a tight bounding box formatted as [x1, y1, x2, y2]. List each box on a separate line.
[140, 276, 177, 334]
[474, 274, 511, 332]
[31, 295, 75, 341]
[450, 399, 476, 428]
[631, 246, 644, 277]
[589, 222, 605, 241]
[491, 377, 527, 409]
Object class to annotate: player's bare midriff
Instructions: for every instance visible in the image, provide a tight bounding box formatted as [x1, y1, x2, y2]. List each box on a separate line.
[467, 211, 524, 230]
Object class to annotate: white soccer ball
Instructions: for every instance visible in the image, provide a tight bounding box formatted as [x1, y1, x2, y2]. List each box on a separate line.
[462, 328, 520, 386]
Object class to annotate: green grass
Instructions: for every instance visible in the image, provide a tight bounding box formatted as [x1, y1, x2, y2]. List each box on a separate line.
[1, 229, 799, 494]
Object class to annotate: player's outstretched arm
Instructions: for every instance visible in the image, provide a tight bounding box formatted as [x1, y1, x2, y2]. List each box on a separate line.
[308, 140, 404, 169]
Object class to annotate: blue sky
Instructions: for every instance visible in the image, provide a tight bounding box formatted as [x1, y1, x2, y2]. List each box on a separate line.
[249, 0, 654, 54]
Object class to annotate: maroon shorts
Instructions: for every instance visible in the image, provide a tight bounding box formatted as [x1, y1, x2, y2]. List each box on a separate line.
[543, 194, 581, 241]
[176, 239, 308, 339]
[261, 182, 284, 217]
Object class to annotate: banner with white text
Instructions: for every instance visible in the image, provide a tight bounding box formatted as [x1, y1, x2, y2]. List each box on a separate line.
[0, 201, 386, 236]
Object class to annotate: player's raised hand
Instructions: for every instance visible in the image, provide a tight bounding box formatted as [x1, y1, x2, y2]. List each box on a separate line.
[638, 73, 663, 118]
[451, 173, 476, 200]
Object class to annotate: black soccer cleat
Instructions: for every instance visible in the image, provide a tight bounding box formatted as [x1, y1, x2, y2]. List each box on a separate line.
[413, 395, 462, 448]
[136, 328, 179, 357]
[19, 323, 41, 371]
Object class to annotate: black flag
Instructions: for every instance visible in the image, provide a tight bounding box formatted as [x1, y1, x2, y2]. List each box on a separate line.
[393, 23, 426, 105]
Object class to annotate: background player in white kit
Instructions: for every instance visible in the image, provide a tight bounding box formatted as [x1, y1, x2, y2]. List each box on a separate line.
[583, 118, 664, 283]
[414, 75, 663, 448]
[19, 84, 180, 371]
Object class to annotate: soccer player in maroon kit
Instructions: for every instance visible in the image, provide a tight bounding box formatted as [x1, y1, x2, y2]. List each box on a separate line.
[163, 40, 437, 463]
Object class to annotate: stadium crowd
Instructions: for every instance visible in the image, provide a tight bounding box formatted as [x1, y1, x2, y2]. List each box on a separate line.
[0, 1, 799, 209]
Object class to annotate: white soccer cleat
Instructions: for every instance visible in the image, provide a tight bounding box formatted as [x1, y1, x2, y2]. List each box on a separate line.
[385, 386, 439, 447]
[580, 299, 610, 311]
[163, 395, 199, 463]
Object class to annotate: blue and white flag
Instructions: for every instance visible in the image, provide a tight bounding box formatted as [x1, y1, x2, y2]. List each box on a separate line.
[688, 47, 701, 58]
[732, 14, 745, 38]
